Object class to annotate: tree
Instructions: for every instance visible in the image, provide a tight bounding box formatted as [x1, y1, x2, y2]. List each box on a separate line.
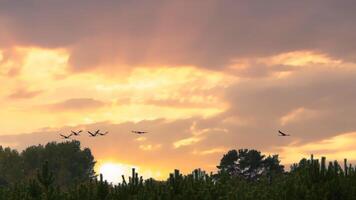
[263, 155, 284, 174]
[217, 149, 284, 181]
[24, 140, 96, 186]
[22, 145, 43, 178]
[37, 161, 55, 200]
[0, 146, 24, 185]
[0, 140, 96, 187]
[263, 155, 284, 183]
[217, 150, 238, 176]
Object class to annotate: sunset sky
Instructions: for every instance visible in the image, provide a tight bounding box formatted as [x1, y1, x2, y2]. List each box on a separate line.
[1, 0, 356, 182]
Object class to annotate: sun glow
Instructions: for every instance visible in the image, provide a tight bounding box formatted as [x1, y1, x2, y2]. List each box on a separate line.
[97, 161, 166, 183]
[98, 162, 128, 184]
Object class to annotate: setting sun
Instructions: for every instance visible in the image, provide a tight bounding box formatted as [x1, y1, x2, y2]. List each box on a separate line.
[98, 162, 127, 184]
[97, 161, 165, 183]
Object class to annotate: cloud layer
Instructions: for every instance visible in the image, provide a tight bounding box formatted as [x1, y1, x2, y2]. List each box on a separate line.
[1, 0, 356, 71]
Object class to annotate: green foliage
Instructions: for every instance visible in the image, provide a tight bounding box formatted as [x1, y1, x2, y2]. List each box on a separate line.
[37, 160, 55, 200]
[0, 146, 24, 185]
[0, 141, 95, 187]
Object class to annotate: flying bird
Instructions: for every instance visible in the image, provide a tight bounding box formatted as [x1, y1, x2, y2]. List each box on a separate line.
[278, 130, 290, 136]
[71, 130, 83, 136]
[88, 130, 100, 137]
[60, 133, 73, 139]
[132, 131, 147, 135]
[98, 131, 109, 136]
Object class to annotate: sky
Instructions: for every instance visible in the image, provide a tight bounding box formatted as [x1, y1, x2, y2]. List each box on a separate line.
[1, 0, 356, 182]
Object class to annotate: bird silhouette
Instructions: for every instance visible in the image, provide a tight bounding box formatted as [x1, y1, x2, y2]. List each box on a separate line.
[278, 130, 290, 136]
[97, 131, 108, 136]
[88, 130, 100, 137]
[71, 130, 83, 136]
[60, 133, 73, 139]
[132, 130, 147, 134]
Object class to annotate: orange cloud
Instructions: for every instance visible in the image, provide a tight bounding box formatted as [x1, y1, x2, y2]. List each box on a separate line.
[0, 57, 233, 134]
[264, 51, 342, 67]
[45, 98, 107, 111]
[139, 144, 162, 151]
[8, 88, 43, 99]
[174, 136, 203, 149]
[193, 147, 227, 156]
[228, 50, 343, 78]
[280, 107, 320, 126]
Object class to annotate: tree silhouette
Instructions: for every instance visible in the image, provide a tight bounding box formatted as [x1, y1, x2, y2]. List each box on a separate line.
[0, 140, 95, 187]
[217, 149, 284, 181]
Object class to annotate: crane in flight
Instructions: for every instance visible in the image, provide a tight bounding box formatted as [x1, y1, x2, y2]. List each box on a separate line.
[71, 130, 83, 136]
[278, 130, 290, 136]
[88, 130, 100, 137]
[97, 131, 109, 136]
[60, 133, 73, 139]
[132, 130, 147, 135]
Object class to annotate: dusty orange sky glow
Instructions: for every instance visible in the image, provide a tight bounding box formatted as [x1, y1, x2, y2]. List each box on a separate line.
[1, 1, 356, 181]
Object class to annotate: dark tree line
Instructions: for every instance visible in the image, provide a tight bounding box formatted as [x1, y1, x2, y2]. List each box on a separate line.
[0, 141, 95, 187]
[0, 141, 355, 199]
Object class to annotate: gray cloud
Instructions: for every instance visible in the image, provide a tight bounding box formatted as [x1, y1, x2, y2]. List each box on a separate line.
[222, 66, 356, 146]
[0, 0, 355, 71]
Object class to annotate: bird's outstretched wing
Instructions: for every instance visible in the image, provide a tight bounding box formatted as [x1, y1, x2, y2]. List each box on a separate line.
[99, 131, 108, 136]
[72, 130, 83, 135]
[278, 130, 290, 136]
[60, 133, 72, 139]
[88, 131, 97, 137]
[132, 131, 147, 134]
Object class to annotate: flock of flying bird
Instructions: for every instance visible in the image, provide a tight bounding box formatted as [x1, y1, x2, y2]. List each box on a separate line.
[60, 129, 289, 139]
[59, 130, 148, 139]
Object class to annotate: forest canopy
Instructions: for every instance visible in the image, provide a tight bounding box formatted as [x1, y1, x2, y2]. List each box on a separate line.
[0, 141, 95, 187]
[0, 141, 355, 199]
